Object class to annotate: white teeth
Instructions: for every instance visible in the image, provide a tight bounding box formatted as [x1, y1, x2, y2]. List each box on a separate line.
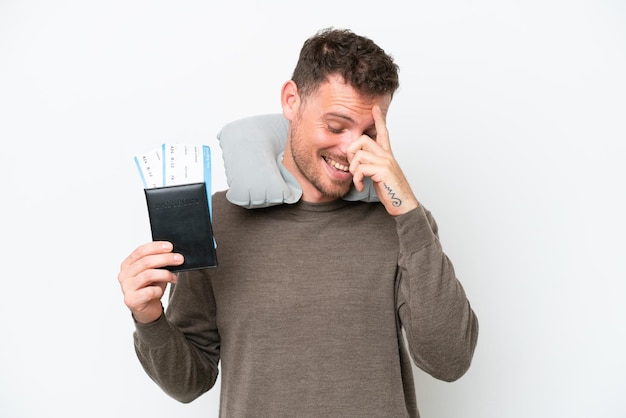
[325, 157, 349, 172]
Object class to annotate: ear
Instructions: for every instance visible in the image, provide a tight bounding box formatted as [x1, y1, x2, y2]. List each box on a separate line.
[281, 80, 300, 121]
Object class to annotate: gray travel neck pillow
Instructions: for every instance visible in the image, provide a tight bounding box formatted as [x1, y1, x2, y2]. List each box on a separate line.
[217, 114, 379, 209]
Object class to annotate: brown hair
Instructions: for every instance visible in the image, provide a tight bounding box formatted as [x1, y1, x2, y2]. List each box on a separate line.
[291, 27, 400, 99]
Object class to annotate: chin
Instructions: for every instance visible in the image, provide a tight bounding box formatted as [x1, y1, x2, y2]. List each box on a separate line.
[320, 181, 352, 200]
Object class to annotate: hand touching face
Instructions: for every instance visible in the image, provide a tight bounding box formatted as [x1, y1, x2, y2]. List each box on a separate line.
[347, 105, 419, 216]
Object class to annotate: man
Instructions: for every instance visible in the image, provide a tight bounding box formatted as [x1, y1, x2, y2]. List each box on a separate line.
[119, 28, 478, 417]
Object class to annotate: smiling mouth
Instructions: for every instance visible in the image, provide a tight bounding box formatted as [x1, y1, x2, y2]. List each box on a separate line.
[323, 156, 349, 172]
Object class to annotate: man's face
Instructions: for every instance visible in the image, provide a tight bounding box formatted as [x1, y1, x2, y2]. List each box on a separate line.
[284, 75, 391, 203]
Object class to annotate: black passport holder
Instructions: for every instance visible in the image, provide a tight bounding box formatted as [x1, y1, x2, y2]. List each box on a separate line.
[144, 182, 217, 272]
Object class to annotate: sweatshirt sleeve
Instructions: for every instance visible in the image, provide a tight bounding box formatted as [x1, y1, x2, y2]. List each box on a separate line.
[133, 269, 220, 403]
[395, 205, 479, 382]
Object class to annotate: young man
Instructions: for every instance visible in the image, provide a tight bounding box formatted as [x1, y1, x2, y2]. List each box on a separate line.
[119, 28, 478, 417]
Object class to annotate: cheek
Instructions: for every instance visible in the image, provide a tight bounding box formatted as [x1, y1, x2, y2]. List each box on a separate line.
[310, 129, 341, 151]
[296, 132, 330, 154]
[294, 118, 340, 152]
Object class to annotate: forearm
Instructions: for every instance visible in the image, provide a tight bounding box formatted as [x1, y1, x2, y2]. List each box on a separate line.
[396, 206, 479, 381]
[133, 313, 219, 403]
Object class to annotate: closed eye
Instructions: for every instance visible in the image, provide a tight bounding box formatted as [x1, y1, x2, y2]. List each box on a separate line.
[327, 125, 344, 134]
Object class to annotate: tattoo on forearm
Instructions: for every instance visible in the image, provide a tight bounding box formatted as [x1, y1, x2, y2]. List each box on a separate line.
[383, 183, 402, 207]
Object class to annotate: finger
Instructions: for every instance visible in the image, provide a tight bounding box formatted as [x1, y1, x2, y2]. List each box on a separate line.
[122, 252, 183, 285]
[121, 241, 185, 276]
[349, 149, 390, 193]
[118, 268, 176, 308]
[123, 279, 167, 309]
[346, 139, 360, 164]
[347, 137, 381, 166]
[118, 243, 183, 291]
[121, 241, 174, 270]
[372, 105, 391, 151]
[132, 264, 179, 288]
[352, 162, 387, 185]
[351, 168, 365, 192]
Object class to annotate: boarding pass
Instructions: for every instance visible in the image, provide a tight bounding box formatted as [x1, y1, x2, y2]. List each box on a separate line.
[134, 144, 213, 217]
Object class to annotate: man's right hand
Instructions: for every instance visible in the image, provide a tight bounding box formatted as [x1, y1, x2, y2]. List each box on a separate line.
[118, 241, 184, 324]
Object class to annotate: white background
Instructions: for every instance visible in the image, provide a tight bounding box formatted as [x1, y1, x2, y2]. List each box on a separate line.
[1, 1, 624, 417]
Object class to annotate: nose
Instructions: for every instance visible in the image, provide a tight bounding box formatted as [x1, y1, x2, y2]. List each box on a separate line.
[337, 130, 360, 156]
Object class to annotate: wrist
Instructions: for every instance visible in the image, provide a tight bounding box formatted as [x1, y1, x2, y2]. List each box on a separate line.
[132, 305, 164, 325]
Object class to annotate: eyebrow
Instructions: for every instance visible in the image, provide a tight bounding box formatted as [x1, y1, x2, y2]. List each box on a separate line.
[323, 112, 354, 123]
